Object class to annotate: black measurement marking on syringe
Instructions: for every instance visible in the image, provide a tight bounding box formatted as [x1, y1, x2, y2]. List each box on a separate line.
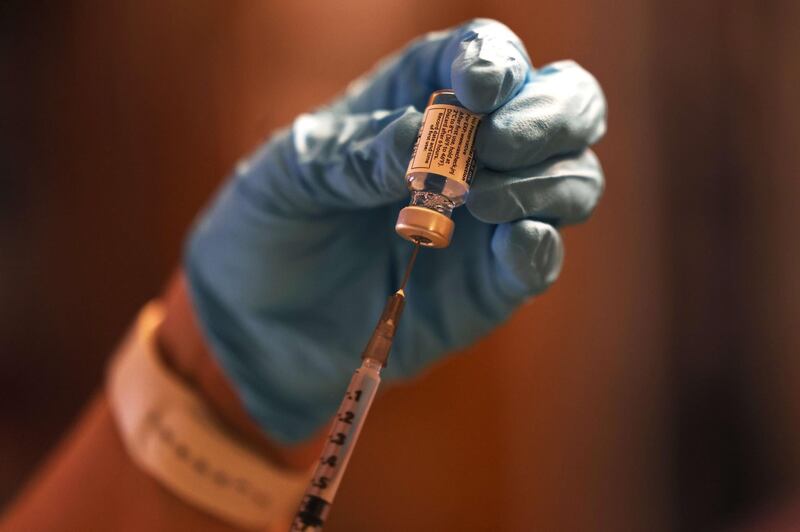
[330, 432, 346, 445]
[295, 495, 328, 529]
[338, 411, 355, 424]
[345, 389, 363, 402]
[312, 476, 329, 489]
[321, 455, 338, 467]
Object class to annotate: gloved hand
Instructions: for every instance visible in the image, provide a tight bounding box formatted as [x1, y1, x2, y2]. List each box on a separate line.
[185, 19, 606, 443]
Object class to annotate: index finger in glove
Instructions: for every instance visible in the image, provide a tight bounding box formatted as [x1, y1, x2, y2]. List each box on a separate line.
[332, 18, 532, 115]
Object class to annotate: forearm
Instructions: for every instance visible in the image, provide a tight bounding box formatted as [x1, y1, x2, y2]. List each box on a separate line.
[1, 273, 326, 531]
[1, 394, 236, 532]
[157, 271, 328, 470]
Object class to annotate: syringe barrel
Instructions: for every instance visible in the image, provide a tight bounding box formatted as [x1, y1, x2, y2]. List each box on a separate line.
[291, 271, 410, 530]
[290, 358, 382, 531]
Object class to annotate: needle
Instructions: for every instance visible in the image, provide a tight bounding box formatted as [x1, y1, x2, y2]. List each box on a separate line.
[359, 241, 421, 367]
[398, 240, 421, 294]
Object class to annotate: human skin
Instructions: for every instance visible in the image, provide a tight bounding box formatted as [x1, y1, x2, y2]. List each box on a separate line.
[0, 272, 317, 532]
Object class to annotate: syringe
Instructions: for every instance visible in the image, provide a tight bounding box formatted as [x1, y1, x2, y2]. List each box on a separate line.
[290, 243, 420, 531]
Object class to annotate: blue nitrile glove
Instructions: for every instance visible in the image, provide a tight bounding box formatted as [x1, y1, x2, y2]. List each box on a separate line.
[185, 19, 606, 443]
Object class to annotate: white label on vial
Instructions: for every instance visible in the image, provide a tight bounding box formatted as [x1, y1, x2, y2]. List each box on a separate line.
[407, 104, 481, 184]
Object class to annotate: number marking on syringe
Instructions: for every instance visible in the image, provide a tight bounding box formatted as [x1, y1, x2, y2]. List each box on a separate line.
[305, 367, 380, 502]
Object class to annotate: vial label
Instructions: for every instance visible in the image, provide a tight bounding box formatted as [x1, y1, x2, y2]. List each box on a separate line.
[407, 104, 481, 185]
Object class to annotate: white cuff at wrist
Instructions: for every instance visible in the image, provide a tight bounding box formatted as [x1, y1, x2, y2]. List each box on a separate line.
[106, 302, 310, 530]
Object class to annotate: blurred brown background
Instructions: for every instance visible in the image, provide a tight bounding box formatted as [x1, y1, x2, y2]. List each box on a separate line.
[1, 1, 799, 530]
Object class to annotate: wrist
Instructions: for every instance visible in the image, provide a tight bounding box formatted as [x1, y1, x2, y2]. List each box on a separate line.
[108, 301, 315, 529]
[156, 271, 327, 471]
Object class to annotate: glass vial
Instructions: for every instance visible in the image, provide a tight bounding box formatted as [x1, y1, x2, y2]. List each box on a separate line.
[395, 89, 482, 248]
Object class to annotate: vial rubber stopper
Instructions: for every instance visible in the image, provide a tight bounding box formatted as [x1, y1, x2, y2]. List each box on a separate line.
[395, 206, 454, 248]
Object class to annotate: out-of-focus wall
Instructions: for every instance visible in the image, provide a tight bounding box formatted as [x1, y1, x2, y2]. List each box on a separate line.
[1, 1, 798, 531]
[733, 0, 800, 508]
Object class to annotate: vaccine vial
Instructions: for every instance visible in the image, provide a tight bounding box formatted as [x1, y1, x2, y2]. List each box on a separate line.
[395, 89, 482, 248]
